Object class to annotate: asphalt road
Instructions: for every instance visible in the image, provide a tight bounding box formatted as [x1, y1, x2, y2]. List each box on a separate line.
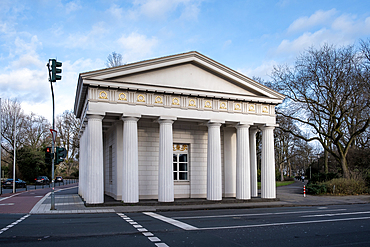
[1, 204, 369, 246]
[1, 179, 77, 194]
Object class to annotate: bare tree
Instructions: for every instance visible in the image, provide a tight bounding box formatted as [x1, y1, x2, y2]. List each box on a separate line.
[274, 116, 303, 181]
[0, 99, 25, 166]
[55, 110, 80, 176]
[106, 51, 123, 68]
[22, 113, 51, 149]
[271, 44, 370, 178]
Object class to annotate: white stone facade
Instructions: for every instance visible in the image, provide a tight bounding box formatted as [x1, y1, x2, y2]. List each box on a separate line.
[74, 52, 284, 204]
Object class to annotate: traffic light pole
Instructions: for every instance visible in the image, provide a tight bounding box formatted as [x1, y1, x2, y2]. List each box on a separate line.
[47, 61, 56, 210]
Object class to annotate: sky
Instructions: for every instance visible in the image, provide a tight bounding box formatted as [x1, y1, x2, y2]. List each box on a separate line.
[0, 0, 370, 122]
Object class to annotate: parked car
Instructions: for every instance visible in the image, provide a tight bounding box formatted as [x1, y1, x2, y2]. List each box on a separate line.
[35, 176, 50, 185]
[55, 176, 63, 183]
[2, 178, 27, 189]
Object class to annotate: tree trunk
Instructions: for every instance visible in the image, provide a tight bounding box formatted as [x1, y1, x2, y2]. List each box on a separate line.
[340, 156, 350, 179]
[280, 162, 284, 181]
[324, 149, 328, 174]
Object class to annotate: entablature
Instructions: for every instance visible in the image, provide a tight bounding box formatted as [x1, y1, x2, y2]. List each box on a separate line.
[87, 87, 276, 117]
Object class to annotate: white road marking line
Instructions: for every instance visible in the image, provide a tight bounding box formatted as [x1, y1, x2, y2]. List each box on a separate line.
[148, 237, 161, 242]
[0, 193, 20, 202]
[0, 203, 14, 206]
[301, 211, 370, 218]
[55, 186, 78, 192]
[194, 216, 370, 231]
[0, 214, 30, 235]
[173, 208, 347, 220]
[116, 213, 171, 247]
[144, 212, 198, 230]
[155, 243, 169, 247]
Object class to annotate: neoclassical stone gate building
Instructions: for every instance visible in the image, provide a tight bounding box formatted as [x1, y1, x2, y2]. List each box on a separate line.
[74, 51, 284, 204]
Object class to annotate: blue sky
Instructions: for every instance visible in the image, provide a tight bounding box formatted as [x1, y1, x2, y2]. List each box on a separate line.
[1, 0, 370, 121]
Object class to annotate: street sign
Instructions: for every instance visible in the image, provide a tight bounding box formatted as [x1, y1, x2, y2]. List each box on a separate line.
[50, 129, 57, 144]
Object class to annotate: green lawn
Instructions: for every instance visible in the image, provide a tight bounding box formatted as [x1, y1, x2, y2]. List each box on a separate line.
[257, 181, 295, 189]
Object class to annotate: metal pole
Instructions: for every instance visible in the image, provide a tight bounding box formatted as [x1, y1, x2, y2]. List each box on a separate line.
[47, 61, 56, 210]
[13, 114, 16, 194]
[0, 98, 2, 195]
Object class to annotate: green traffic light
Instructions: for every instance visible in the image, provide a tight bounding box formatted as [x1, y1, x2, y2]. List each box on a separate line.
[50, 59, 62, 82]
[55, 146, 67, 164]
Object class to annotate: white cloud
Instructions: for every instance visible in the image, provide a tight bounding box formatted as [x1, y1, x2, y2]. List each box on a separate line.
[238, 60, 278, 80]
[0, 68, 49, 103]
[13, 35, 42, 56]
[131, 0, 202, 20]
[65, 1, 82, 14]
[331, 14, 370, 35]
[117, 32, 158, 62]
[223, 39, 232, 49]
[63, 22, 109, 49]
[107, 4, 124, 20]
[277, 12, 370, 58]
[288, 9, 337, 33]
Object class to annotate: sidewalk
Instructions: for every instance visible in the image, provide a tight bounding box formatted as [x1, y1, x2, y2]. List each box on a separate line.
[29, 180, 370, 214]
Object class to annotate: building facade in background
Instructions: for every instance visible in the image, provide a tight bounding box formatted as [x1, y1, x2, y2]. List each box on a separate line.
[74, 51, 284, 204]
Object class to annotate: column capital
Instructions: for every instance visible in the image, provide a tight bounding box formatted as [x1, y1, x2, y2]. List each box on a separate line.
[158, 116, 177, 121]
[158, 116, 176, 124]
[261, 124, 278, 130]
[249, 126, 259, 135]
[122, 113, 141, 118]
[236, 123, 251, 129]
[207, 121, 223, 128]
[122, 116, 140, 122]
[86, 114, 104, 120]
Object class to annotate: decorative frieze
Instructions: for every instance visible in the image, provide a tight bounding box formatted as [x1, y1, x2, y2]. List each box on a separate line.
[118, 92, 127, 101]
[88, 88, 275, 115]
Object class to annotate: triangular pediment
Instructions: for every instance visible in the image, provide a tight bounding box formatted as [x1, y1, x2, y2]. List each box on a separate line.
[107, 63, 263, 97]
[75, 51, 284, 117]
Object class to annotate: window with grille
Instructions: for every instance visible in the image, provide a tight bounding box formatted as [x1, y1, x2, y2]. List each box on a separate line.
[173, 144, 189, 181]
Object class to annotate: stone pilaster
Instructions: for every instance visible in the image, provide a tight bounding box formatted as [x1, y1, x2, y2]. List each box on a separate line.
[158, 118, 175, 202]
[236, 124, 251, 200]
[122, 116, 140, 203]
[249, 127, 259, 197]
[86, 115, 104, 204]
[261, 126, 276, 199]
[207, 122, 222, 201]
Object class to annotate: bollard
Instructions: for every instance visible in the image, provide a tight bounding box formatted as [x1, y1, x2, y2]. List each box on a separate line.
[303, 185, 306, 197]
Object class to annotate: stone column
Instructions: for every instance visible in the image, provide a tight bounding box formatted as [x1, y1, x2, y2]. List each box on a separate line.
[158, 118, 175, 202]
[86, 114, 104, 204]
[122, 116, 140, 203]
[261, 126, 276, 199]
[249, 127, 259, 197]
[207, 122, 222, 201]
[78, 127, 85, 198]
[236, 124, 251, 200]
[223, 127, 236, 197]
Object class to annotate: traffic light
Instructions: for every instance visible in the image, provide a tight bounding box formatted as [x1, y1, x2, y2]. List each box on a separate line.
[50, 59, 62, 82]
[55, 147, 67, 165]
[45, 146, 54, 164]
